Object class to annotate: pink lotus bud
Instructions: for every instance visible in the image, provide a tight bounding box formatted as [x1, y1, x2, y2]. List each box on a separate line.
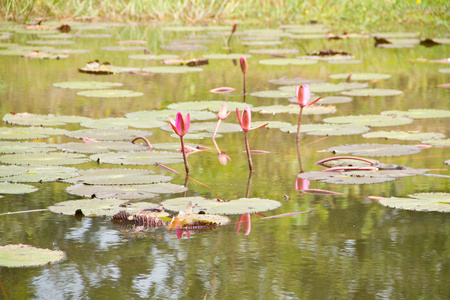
[240, 57, 248, 74]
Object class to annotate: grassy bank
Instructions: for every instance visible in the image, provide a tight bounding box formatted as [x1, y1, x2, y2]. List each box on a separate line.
[1, 0, 448, 31]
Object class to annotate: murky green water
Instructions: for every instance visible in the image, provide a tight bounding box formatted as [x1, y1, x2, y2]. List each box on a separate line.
[0, 23, 449, 299]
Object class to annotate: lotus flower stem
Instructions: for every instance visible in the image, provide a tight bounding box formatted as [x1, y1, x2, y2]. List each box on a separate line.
[227, 23, 237, 47]
[131, 136, 153, 150]
[296, 106, 304, 142]
[180, 136, 190, 175]
[244, 131, 253, 172]
[212, 119, 222, 140]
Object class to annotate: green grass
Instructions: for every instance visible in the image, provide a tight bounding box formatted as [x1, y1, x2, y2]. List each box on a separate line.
[0, 0, 448, 31]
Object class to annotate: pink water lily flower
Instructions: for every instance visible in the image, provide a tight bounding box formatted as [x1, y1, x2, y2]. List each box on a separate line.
[295, 84, 321, 108]
[217, 103, 231, 120]
[169, 112, 190, 137]
[236, 106, 268, 132]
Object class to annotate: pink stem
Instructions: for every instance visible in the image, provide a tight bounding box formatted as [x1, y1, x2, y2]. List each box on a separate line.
[212, 119, 221, 140]
[244, 131, 253, 172]
[243, 74, 246, 101]
[131, 136, 152, 150]
[180, 136, 190, 174]
[315, 156, 377, 168]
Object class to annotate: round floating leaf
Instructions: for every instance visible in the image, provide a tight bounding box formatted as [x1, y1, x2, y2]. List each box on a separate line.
[325, 144, 422, 157]
[27, 40, 74, 45]
[167, 101, 250, 112]
[0, 142, 57, 154]
[242, 40, 283, 46]
[162, 196, 282, 215]
[7, 166, 79, 183]
[268, 77, 324, 85]
[294, 82, 368, 93]
[142, 66, 203, 73]
[299, 171, 397, 184]
[66, 183, 187, 200]
[0, 182, 38, 194]
[378, 193, 450, 212]
[80, 118, 165, 130]
[22, 51, 69, 59]
[253, 104, 336, 115]
[3, 113, 91, 126]
[128, 54, 179, 60]
[329, 73, 391, 81]
[288, 34, 328, 39]
[0, 244, 66, 267]
[249, 48, 299, 55]
[126, 109, 215, 121]
[421, 139, 450, 147]
[372, 32, 419, 38]
[77, 89, 143, 98]
[152, 143, 203, 151]
[101, 46, 146, 51]
[438, 68, 450, 73]
[160, 44, 208, 51]
[381, 109, 450, 119]
[162, 25, 231, 31]
[202, 53, 252, 60]
[65, 129, 152, 141]
[280, 123, 371, 136]
[259, 58, 317, 66]
[323, 115, 413, 127]
[90, 151, 183, 165]
[49, 198, 159, 217]
[0, 153, 89, 166]
[340, 88, 403, 97]
[63, 168, 171, 185]
[363, 131, 446, 141]
[0, 165, 28, 178]
[53, 81, 123, 89]
[57, 141, 148, 153]
[319, 96, 353, 104]
[250, 90, 295, 98]
[327, 60, 362, 65]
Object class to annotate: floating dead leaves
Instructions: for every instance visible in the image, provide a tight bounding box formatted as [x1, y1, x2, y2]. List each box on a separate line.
[78, 61, 141, 75]
[3, 112, 91, 126]
[161, 196, 282, 215]
[323, 143, 423, 157]
[110, 209, 170, 230]
[376, 193, 450, 213]
[161, 58, 209, 66]
[0, 244, 66, 268]
[141, 66, 203, 74]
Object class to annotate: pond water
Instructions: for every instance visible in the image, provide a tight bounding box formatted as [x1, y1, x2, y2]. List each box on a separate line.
[0, 23, 449, 299]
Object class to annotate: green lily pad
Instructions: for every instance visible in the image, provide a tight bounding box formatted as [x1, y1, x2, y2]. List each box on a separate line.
[167, 101, 250, 112]
[421, 139, 450, 147]
[27, 40, 75, 45]
[325, 144, 422, 157]
[128, 54, 179, 60]
[372, 32, 419, 38]
[281, 24, 329, 33]
[142, 66, 203, 74]
[242, 40, 283, 46]
[378, 193, 450, 212]
[268, 77, 324, 85]
[162, 196, 282, 215]
[0, 182, 38, 194]
[323, 115, 413, 127]
[285, 82, 368, 93]
[0, 165, 28, 178]
[57, 141, 148, 153]
[63, 168, 171, 185]
[160, 44, 208, 51]
[80, 118, 165, 130]
[249, 48, 299, 55]
[250, 90, 295, 98]
[288, 34, 328, 39]
[65, 129, 152, 141]
[49, 198, 159, 217]
[0, 127, 67, 139]
[329, 73, 391, 81]
[259, 59, 317, 66]
[77, 89, 143, 98]
[340, 88, 403, 97]
[363, 131, 446, 141]
[381, 109, 450, 119]
[0, 153, 89, 166]
[202, 53, 252, 60]
[0, 244, 66, 267]
[21, 51, 69, 59]
[125, 109, 215, 121]
[253, 104, 336, 115]
[6, 166, 79, 183]
[318, 96, 353, 104]
[298, 171, 396, 184]
[327, 60, 363, 65]
[3, 113, 91, 126]
[53, 81, 123, 89]
[66, 183, 187, 199]
[438, 68, 450, 73]
[0, 142, 57, 154]
[90, 151, 183, 165]
[101, 46, 146, 51]
[280, 123, 371, 136]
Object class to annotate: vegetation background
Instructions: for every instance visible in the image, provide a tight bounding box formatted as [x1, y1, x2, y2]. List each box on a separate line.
[1, 0, 449, 31]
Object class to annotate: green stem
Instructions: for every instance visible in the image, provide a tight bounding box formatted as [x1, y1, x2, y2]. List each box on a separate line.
[180, 136, 190, 174]
[244, 131, 253, 172]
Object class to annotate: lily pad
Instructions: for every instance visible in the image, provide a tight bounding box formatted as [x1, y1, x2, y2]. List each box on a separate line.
[242, 40, 283, 46]
[49, 198, 159, 217]
[65, 183, 186, 199]
[327, 60, 363, 65]
[160, 44, 208, 51]
[0, 142, 57, 154]
[53, 81, 123, 89]
[162, 196, 282, 215]
[3, 113, 91, 126]
[372, 32, 419, 38]
[253, 104, 336, 115]
[250, 90, 295, 98]
[249, 48, 299, 55]
[0, 182, 38, 194]
[378, 193, 450, 212]
[0, 153, 89, 166]
[298, 171, 396, 184]
[6, 166, 79, 183]
[63, 168, 171, 185]
[0, 244, 66, 267]
[65, 129, 152, 141]
[22, 51, 69, 59]
[101, 46, 146, 51]
[329, 73, 391, 81]
[259, 59, 317, 66]
[318, 96, 353, 104]
[268, 77, 324, 85]
[363, 131, 446, 141]
[27, 40, 75, 45]
[287, 82, 368, 93]
[125, 110, 215, 122]
[324, 144, 422, 157]
[77, 89, 143, 98]
[57, 141, 148, 153]
[0, 165, 28, 178]
[340, 88, 403, 97]
[167, 101, 250, 112]
[323, 115, 413, 127]
[280, 123, 371, 136]
[128, 54, 179, 60]
[421, 139, 450, 147]
[90, 151, 183, 165]
[141, 66, 203, 73]
[80, 118, 165, 130]
[202, 53, 252, 60]
[381, 109, 450, 119]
